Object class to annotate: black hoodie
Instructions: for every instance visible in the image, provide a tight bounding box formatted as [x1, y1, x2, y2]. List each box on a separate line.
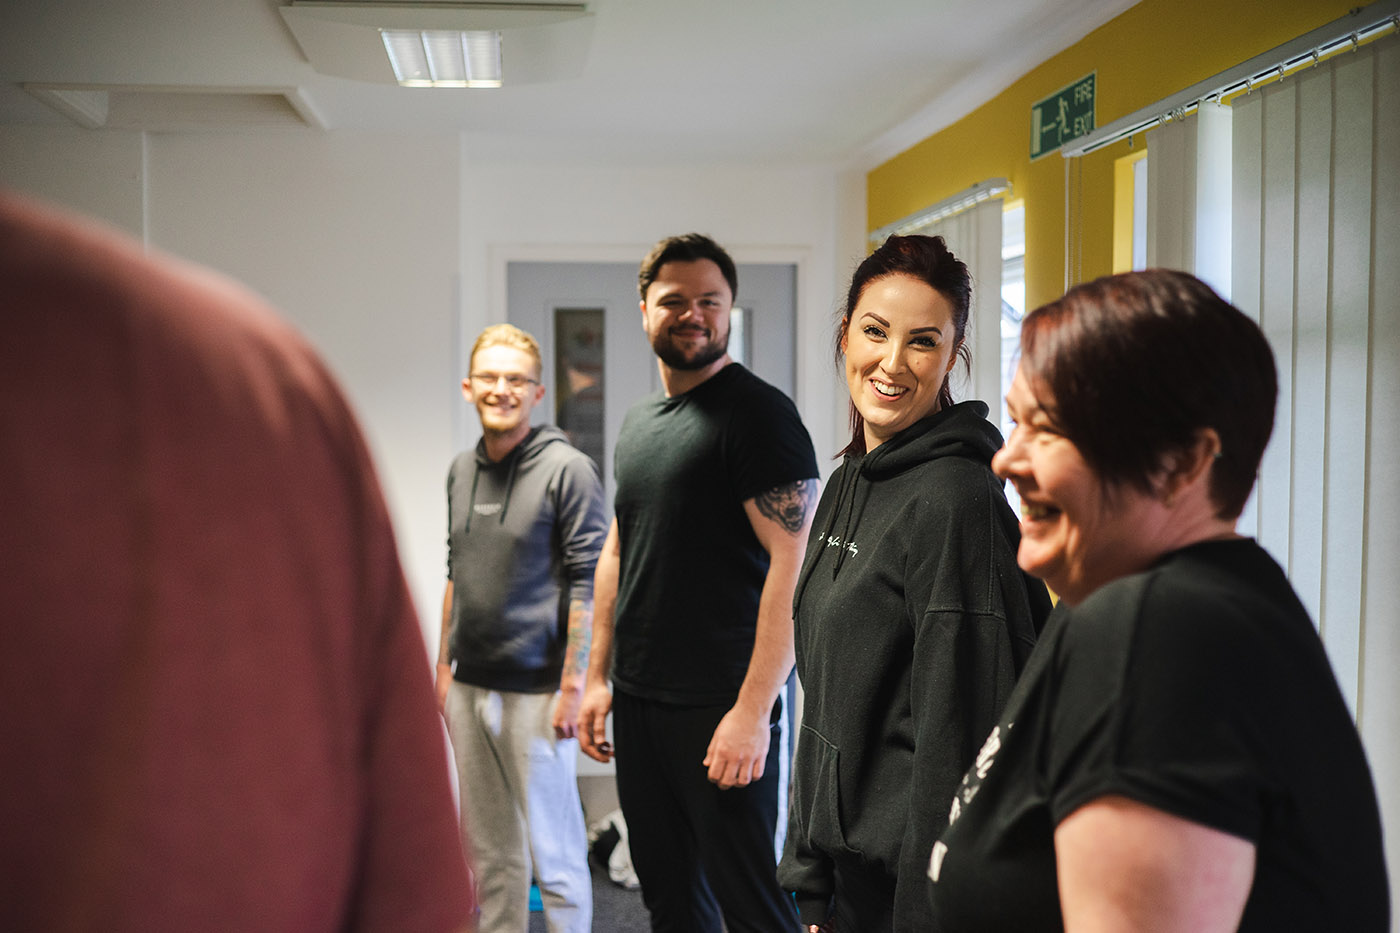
[779, 401, 1052, 929]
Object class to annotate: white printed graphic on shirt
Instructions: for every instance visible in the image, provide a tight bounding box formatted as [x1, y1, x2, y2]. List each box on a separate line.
[928, 841, 949, 882]
[973, 724, 1003, 780]
[822, 533, 859, 557]
[931, 721, 1013, 885]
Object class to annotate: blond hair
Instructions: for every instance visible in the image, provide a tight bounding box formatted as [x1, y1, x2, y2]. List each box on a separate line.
[469, 323, 543, 378]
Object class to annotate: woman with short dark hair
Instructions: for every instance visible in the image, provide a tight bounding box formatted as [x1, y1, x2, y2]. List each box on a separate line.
[779, 235, 1051, 932]
[928, 269, 1389, 932]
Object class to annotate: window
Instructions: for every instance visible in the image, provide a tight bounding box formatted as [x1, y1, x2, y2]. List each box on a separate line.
[553, 307, 604, 468]
[728, 307, 749, 367]
[1112, 148, 1148, 273]
[1000, 201, 1026, 513]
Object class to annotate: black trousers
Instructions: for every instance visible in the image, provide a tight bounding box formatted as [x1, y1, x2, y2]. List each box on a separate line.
[612, 689, 799, 933]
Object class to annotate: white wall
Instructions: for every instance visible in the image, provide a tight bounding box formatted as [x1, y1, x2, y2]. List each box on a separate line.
[1, 125, 863, 654]
[143, 131, 464, 639]
[0, 126, 145, 236]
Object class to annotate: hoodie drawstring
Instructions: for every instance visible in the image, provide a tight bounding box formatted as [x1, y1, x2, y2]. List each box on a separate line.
[499, 452, 521, 524]
[831, 462, 867, 579]
[463, 466, 481, 533]
[794, 456, 864, 612]
[464, 446, 523, 529]
[463, 425, 554, 532]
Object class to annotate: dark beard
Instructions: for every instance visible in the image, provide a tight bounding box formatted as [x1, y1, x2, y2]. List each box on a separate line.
[652, 327, 729, 371]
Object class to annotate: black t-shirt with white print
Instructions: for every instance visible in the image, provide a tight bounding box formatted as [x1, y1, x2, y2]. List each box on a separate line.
[928, 539, 1389, 932]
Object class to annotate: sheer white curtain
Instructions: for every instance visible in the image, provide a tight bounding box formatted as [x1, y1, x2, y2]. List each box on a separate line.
[896, 198, 1004, 409]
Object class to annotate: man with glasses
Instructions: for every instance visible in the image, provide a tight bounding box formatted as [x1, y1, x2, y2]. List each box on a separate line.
[438, 324, 606, 933]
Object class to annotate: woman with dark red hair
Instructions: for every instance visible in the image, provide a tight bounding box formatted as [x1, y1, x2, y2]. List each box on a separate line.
[928, 269, 1388, 932]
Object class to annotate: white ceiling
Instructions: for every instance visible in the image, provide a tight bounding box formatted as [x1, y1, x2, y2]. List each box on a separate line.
[0, 0, 1139, 169]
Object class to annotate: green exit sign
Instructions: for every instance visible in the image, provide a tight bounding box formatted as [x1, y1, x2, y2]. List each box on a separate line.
[1031, 73, 1096, 159]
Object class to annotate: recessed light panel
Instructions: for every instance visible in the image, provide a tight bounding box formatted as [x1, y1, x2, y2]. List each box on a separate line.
[381, 29, 502, 88]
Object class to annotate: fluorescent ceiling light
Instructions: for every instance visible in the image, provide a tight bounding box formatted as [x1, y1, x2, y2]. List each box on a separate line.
[381, 30, 502, 88]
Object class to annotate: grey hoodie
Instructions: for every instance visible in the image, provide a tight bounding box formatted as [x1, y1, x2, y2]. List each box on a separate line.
[445, 425, 607, 692]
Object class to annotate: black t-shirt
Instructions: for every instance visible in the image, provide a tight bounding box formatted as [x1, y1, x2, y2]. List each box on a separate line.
[611, 363, 817, 705]
[928, 539, 1389, 932]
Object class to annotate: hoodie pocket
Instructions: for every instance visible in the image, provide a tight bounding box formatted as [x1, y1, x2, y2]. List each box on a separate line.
[791, 724, 860, 858]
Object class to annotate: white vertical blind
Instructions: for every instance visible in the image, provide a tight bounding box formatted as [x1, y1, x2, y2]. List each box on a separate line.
[1109, 26, 1397, 908]
[904, 198, 1004, 409]
[1230, 33, 1399, 722]
[1192, 102, 1232, 297]
[1361, 38, 1400, 899]
[1144, 101, 1231, 294]
[1144, 116, 1196, 271]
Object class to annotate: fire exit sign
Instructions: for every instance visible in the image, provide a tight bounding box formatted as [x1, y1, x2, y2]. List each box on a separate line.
[1031, 73, 1096, 159]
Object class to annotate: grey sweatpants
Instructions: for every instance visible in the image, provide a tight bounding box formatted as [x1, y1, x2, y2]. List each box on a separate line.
[446, 682, 592, 933]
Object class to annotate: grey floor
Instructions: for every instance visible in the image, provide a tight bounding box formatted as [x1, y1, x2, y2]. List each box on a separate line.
[525, 773, 651, 932]
[526, 863, 650, 933]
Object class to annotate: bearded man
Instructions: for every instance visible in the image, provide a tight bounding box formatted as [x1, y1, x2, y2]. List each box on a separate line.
[578, 234, 819, 933]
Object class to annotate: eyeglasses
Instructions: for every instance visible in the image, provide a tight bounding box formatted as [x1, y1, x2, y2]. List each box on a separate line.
[468, 372, 540, 392]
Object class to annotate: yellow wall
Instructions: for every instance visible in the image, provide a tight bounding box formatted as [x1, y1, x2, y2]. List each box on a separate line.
[867, 0, 1359, 310]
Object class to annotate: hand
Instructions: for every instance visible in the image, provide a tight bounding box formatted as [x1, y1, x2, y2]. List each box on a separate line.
[703, 704, 770, 789]
[434, 662, 452, 717]
[553, 685, 582, 740]
[577, 680, 614, 763]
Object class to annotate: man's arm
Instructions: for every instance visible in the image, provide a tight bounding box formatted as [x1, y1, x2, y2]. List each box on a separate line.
[578, 518, 620, 762]
[703, 478, 819, 790]
[553, 597, 592, 739]
[551, 456, 606, 740]
[436, 581, 453, 716]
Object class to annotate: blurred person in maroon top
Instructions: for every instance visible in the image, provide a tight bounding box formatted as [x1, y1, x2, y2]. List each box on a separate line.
[0, 191, 474, 933]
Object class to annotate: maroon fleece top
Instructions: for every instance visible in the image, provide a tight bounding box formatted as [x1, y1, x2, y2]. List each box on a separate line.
[0, 192, 473, 932]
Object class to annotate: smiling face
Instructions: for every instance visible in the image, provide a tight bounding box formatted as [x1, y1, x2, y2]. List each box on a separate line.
[640, 258, 733, 374]
[463, 344, 545, 454]
[841, 273, 959, 452]
[993, 364, 1170, 605]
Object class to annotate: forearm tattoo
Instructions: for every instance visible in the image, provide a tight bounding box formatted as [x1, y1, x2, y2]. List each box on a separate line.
[756, 479, 819, 534]
[563, 598, 593, 680]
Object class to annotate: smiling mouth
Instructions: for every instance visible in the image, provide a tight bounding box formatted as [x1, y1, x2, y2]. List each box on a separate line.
[871, 378, 907, 399]
[1021, 501, 1061, 522]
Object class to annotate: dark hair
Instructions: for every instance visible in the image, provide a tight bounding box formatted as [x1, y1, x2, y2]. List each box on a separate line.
[1019, 269, 1276, 519]
[637, 233, 738, 302]
[837, 234, 972, 457]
